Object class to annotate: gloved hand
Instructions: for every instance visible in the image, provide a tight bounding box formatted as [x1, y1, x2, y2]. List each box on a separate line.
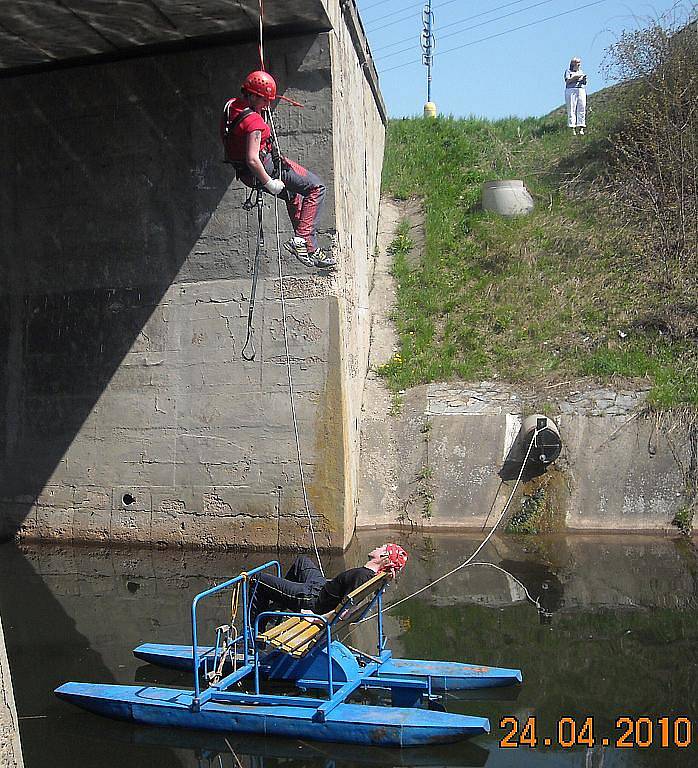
[264, 178, 285, 195]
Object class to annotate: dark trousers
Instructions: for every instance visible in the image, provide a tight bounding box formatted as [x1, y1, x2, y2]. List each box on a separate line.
[249, 555, 327, 632]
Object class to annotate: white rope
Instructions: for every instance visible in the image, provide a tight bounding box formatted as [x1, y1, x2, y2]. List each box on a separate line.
[354, 429, 542, 625]
[268, 110, 325, 576]
[224, 738, 246, 768]
[257, 0, 265, 70]
[458, 562, 541, 609]
[253, 0, 324, 574]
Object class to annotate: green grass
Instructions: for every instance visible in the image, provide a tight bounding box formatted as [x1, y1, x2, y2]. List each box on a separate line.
[379, 109, 698, 408]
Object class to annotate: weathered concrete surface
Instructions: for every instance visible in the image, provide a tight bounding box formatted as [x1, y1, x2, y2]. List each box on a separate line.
[0, 615, 23, 768]
[328, 10, 387, 544]
[0, 3, 385, 550]
[359, 377, 693, 531]
[357, 199, 405, 523]
[358, 200, 694, 533]
[0, 1, 331, 73]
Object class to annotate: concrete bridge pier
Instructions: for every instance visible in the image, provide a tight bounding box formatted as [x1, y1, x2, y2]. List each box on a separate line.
[0, 1, 386, 551]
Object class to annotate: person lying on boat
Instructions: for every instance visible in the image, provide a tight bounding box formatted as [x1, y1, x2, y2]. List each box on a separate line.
[248, 543, 408, 633]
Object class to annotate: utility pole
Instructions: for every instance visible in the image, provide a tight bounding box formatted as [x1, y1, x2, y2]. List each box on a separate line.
[422, 0, 436, 117]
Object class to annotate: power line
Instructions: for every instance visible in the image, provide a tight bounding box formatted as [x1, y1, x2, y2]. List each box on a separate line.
[374, 0, 535, 52]
[360, 0, 397, 13]
[365, 0, 432, 26]
[365, 0, 461, 31]
[378, 0, 608, 75]
[377, 0, 558, 61]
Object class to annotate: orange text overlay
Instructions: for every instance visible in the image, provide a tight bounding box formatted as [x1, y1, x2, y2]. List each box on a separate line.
[499, 716, 693, 749]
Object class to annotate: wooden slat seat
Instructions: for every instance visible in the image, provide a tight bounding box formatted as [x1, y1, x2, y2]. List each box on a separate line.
[258, 572, 388, 658]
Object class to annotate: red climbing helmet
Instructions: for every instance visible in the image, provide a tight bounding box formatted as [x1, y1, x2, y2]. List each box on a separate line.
[242, 70, 277, 101]
[379, 543, 408, 576]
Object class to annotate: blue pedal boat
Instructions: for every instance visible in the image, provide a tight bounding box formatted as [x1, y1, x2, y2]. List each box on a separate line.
[56, 561, 522, 747]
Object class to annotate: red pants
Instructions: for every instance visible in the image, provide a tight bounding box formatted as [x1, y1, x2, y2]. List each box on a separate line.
[241, 156, 326, 252]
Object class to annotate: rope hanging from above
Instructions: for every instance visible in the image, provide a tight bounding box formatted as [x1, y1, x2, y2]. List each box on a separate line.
[258, 0, 265, 71]
[252, 0, 325, 575]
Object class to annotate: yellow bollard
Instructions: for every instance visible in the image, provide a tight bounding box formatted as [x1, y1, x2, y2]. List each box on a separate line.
[423, 101, 437, 118]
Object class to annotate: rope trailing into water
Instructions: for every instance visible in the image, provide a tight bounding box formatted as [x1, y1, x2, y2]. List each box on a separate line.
[350, 428, 543, 629]
[268, 124, 325, 575]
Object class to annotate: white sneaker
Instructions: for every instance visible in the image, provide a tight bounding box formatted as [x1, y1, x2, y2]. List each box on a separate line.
[283, 237, 315, 267]
[579, 128, 585, 135]
[284, 238, 337, 269]
[312, 250, 337, 269]
[572, 128, 577, 135]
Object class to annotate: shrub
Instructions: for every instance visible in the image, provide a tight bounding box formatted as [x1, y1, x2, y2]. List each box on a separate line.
[602, 16, 698, 288]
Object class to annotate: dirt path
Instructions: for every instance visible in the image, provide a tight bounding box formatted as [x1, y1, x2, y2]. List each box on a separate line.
[358, 197, 427, 528]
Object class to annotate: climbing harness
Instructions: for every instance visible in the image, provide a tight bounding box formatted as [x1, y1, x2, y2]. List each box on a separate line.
[222, 104, 255, 139]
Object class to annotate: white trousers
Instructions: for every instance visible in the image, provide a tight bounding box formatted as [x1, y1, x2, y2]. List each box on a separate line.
[565, 87, 586, 127]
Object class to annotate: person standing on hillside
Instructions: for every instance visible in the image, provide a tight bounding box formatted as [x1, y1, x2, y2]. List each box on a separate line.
[564, 57, 587, 135]
[221, 70, 336, 269]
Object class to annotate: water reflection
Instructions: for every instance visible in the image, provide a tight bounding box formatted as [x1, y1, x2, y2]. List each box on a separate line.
[89, 723, 490, 767]
[1, 531, 697, 768]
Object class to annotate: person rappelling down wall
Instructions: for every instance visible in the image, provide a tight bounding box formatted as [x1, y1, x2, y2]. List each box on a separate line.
[221, 71, 336, 270]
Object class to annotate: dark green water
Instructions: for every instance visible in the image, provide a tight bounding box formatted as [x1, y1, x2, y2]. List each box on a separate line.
[1, 531, 696, 767]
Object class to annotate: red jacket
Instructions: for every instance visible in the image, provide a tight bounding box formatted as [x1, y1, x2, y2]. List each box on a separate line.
[220, 97, 272, 164]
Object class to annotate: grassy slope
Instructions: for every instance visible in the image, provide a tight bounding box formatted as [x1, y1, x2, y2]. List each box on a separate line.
[379, 107, 698, 408]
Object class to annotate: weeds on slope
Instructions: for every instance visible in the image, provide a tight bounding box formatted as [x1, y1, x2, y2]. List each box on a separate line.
[378, 113, 698, 408]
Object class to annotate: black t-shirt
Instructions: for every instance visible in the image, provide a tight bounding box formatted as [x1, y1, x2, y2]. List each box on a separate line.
[313, 567, 374, 615]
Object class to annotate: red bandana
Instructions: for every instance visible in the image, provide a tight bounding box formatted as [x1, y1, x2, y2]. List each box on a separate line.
[379, 543, 408, 575]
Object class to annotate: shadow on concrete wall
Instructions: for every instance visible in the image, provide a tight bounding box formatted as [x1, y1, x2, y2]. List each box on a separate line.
[0, 36, 320, 539]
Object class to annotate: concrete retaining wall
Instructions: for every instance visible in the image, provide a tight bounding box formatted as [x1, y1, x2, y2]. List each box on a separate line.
[0, 3, 385, 550]
[0, 615, 23, 768]
[327, 1, 386, 544]
[359, 380, 693, 532]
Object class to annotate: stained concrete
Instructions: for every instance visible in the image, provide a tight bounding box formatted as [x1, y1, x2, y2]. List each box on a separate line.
[359, 374, 693, 533]
[0, 2, 386, 550]
[0, 615, 23, 768]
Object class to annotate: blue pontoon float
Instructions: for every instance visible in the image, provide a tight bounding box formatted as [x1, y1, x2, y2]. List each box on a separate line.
[56, 561, 522, 747]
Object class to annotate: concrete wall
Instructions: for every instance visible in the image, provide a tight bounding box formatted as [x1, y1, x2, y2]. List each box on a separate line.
[0, 3, 386, 550]
[0, 615, 23, 768]
[359, 380, 694, 532]
[327, 1, 386, 544]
